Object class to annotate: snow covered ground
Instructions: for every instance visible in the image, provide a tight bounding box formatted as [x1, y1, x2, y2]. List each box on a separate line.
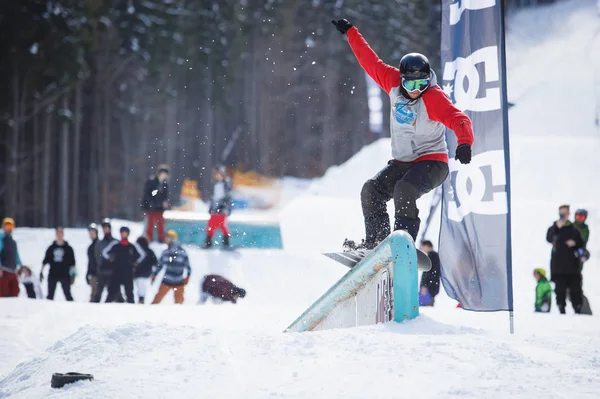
[2, 1, 600, 398]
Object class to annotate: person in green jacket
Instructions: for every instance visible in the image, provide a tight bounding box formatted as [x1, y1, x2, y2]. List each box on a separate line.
[573, 209, 589, 247]
[533, 268, 552, 313]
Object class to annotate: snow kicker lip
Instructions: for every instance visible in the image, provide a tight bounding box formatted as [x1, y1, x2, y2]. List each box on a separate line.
[51, 372, 94, 389]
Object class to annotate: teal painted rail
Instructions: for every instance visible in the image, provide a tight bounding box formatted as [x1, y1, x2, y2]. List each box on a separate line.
[285, 230, 419, 332]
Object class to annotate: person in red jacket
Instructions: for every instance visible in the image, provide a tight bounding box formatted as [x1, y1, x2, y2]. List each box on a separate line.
[332, 19, 474, 248]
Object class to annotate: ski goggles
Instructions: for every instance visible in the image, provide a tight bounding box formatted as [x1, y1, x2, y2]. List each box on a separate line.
[575, 213, 587, 221]
[402, 78, 430, 92]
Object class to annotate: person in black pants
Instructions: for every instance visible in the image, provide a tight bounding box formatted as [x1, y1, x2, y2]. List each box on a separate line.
[419, 240, 441, 306]
[547, 205, 585, 314]
[40, 227, 75, 301]
[102, 226, 145, 303]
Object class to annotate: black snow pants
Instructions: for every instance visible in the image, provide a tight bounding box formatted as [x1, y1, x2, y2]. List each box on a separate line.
[553, 273, 583, 313]
[361, 160, 449, 245]
[47, 276, 73, 301]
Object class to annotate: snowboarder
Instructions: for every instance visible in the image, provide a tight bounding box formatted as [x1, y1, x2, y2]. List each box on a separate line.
[134, 236, 158, 304]
[40, 227, 76, 301]
[331, 19, 474, 248]
[198, 274, 246, 305]
[101, 226, 145, 304]
[86, 223, 99, 302]
[17, 266, 43, 299]
[533, 268, 552, 313]
[151, 230, 191, 304]
[0, 217, 22, 298]
[418, 240, 441, 306]
[140, 164, 171, 243]
[546, 205, 585, 314]
[202, 165, 233, 249]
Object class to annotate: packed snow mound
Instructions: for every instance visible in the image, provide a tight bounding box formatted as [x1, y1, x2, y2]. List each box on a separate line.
[2, 300, 600, 399]
[506, 0, 600, 138]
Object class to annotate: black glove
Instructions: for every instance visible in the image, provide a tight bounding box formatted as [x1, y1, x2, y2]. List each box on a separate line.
[455, 144, 472, 164]
[331, 19, 352, 35]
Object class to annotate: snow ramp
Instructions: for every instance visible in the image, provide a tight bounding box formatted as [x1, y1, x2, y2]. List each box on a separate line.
[285, 231, 420, 332]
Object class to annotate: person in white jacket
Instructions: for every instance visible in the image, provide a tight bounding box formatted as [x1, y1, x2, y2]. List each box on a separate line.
[18, 266, 43, 299]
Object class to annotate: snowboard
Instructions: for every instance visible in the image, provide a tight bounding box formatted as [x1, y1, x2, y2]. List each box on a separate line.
[581, 295, 593, 315]
[323, 247, 432, 271]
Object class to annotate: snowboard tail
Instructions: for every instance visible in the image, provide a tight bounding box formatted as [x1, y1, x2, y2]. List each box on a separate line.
[324, 247, 431, 271]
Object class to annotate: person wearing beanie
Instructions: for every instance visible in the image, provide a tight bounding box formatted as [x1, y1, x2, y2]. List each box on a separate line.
[101, 226, 145, 303]
[198, 274, 246, 305]
[0, 217, 22, 297]
[533, 268, 552, 313]
[92, 218, 122, 303]
[151, 230, 191, 304]
[140, 164, 171, 243]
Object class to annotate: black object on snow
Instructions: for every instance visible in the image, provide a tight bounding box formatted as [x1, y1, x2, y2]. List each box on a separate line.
[51, 372, 94, 388]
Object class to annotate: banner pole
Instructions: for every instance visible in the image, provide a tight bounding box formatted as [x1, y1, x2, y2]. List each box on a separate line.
[500, 0, 515, 334]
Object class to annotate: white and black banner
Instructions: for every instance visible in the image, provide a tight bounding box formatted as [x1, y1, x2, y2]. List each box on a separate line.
[439, 0, 514, 311]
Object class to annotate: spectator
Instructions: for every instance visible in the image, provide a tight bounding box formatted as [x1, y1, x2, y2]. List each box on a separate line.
[92, 219, 120, 303]
[141, 164, 170, 243]
[198, 274, 246, 304]
[17, 266, 43, 299]
[40, 226, 76, 301]
[418, 240, 441, 307]
[86, 223, 99, 302]
[533, 268, 552, 313]
[202, 165, 233, 248]
[101, 226, 145, 304]
[0, 217, 22, 298]
[573, 209, 589, 249]
[151, 230, 191, 304]
[546, 204, 585, 314]
[134, 236, 158, 304]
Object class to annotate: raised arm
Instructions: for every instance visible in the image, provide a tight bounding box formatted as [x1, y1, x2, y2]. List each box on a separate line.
[332, 19, 400, 94]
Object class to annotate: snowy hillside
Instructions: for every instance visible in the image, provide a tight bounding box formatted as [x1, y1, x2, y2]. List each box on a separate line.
[2, 1, 600, 398]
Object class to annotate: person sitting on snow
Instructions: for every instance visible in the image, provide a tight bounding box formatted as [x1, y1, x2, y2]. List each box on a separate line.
[198, 274, 246, 305]
[17, 266, 43, 299]
[533, 268, 552, 313]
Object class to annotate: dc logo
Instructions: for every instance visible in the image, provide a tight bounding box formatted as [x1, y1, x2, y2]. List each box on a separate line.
[375, 269, 392, 324]
[446, 150, 507, 222]
[449, 0, 496, 25]
[394, 103, 416, 125]
[442, 46, 501, 112]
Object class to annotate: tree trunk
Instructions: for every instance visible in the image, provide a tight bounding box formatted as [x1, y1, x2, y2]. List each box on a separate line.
[8, 62, 20, 219]
[71, 79, 83, 225]
[33, 99, 40, 226]
[60, 95, 70, 226]
[102, 82, 111, 217]
[42, 105, 54, 227]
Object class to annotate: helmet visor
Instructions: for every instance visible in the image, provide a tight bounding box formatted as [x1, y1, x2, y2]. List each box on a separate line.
[402, 78, 430, 92]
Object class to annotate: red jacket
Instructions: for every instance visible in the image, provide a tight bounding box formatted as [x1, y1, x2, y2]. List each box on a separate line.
[347, 27, 474, 163]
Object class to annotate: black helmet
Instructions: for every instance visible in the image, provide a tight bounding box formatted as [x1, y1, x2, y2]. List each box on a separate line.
[400, 53, 431, 80]
[101, 218, 111, 228]
[232, 287, 246, 298]
[87, 223, 98, 233]
[120, 226, 130, 234]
